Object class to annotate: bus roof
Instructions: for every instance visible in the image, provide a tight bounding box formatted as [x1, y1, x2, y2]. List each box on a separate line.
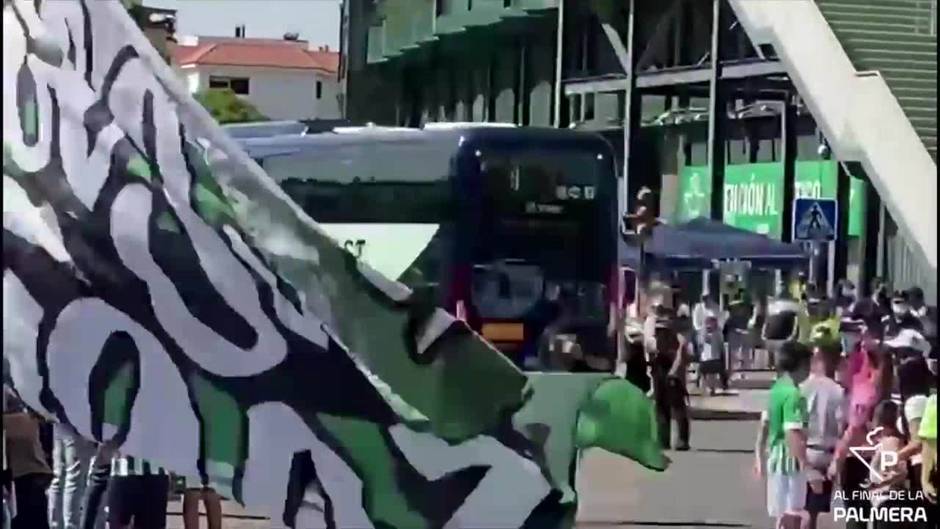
[235, 125, 615, 160]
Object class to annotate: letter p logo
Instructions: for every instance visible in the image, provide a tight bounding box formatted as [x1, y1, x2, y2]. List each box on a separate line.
[880, 451, 898, 474]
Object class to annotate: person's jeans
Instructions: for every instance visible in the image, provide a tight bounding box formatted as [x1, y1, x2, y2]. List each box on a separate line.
[48, 425, 94, 529]
[727, 329, 751, 371]
[12, 473, 51, 529]
[651, 364, 690, 449]
[80, 448, 113, 529]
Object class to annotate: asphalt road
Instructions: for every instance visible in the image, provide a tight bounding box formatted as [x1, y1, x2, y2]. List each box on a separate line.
[168, 418, 845, 529]
[576, 419, 842, 529]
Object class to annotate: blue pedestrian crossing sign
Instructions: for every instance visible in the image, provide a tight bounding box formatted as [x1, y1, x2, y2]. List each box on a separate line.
[793, 198, 838, 241]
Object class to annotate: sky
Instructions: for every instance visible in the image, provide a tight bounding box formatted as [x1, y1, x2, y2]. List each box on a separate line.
[145, 0, 342, 48]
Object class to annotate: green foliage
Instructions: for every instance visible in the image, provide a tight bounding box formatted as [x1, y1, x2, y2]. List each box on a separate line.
[193, 89, 268, 124]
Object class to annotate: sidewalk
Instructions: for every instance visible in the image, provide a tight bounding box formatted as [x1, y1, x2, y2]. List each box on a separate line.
[687, 370, 773, 421]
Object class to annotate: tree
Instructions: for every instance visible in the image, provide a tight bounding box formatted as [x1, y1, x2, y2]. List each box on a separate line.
[194, 89, 268, 124]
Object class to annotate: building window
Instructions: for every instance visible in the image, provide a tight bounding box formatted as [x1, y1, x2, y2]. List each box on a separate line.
[208, 76, 249, 95]
[435, 0, 444, 16]
[316, 81, 323, 99]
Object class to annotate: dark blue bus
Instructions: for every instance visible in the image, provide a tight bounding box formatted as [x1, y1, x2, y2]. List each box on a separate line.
[235, 124, 620, 371]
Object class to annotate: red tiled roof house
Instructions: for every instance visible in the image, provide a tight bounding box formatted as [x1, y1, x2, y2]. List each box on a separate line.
[173, 35, 341, 120]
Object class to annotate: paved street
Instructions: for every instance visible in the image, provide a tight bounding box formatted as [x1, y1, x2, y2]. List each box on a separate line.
[167, 407, 842, 529]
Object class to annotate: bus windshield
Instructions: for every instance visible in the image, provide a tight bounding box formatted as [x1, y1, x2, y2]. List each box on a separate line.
[240, 130, 618, 371]
[471, 151, 610, 321]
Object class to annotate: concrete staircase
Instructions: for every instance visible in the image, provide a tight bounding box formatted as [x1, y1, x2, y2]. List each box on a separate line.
[817, 0, 937, 160]
[728, 0, 937, 278]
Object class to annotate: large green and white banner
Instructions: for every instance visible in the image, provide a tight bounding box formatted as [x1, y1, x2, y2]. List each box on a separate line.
[2, 2, 665, 527]
[677, 161, 866, 239]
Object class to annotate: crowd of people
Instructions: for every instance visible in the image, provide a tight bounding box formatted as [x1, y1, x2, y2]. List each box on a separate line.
[2, 390, 223, 529]
[755, 280, 937, 529]
[623, 275, 938, 528]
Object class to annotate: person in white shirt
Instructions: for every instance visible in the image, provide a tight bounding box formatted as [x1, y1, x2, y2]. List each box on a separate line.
[895, 357, 935, 529]
[692, 292, 720, 336]
[697, 314, 724, 395]
[799, 344, 845, 529]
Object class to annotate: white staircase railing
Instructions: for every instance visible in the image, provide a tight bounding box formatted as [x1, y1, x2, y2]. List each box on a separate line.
[728, 0, 937, 275]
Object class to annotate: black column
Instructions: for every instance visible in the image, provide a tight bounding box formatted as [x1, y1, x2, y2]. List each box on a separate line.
[862, 178, 882, 293]
[707, 0, 729, 221]
[780, 100, 797, 243]
[622, 0, 641, 216]
[833, 162, 852, 284]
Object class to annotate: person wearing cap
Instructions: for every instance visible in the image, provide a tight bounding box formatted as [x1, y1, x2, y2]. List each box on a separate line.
[882, 291, 924, 339]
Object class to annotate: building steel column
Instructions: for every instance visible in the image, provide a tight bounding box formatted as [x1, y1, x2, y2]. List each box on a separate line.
[706, 0, 728, 222]
[553, 0, 566, 127]
[780, 100, 797, 243]
[862, 179, 882, 290]
[621, 0, 640, 219]
[833, 162, 851, 284]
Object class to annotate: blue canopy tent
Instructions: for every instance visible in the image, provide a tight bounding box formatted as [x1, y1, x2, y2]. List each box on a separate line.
[618, 218, 810, 270]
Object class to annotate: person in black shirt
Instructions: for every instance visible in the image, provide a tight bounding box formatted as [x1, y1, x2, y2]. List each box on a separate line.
[870, 278, 891, 320]
[882, 291, 924, 339]
[647, 306, 690, 451]
[725, 290, 754, 373]
[622, 323, 651, 394]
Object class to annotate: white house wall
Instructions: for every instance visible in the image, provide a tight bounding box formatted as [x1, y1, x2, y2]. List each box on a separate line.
[183, 65, 341, 120]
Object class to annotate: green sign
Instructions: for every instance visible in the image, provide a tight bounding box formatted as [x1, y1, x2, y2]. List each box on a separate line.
[676, 161, 865, 239]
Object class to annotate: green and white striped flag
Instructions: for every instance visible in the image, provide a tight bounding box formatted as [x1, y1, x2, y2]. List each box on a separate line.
[2, 1, 666, 527]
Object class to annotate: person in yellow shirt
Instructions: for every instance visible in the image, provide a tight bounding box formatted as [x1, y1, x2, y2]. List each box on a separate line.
[919, 393, 937, 504]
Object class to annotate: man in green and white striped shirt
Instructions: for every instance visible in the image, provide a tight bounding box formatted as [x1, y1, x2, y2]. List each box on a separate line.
[107, 454, 169, 529]
[755, 341, 812, 529]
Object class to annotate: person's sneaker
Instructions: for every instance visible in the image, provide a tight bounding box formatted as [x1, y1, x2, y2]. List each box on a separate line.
[674, 443, 691, 451]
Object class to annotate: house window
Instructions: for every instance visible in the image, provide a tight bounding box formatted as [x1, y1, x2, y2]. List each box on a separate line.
[208, 76, 249, 95]
[316, 81, 323, 99]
